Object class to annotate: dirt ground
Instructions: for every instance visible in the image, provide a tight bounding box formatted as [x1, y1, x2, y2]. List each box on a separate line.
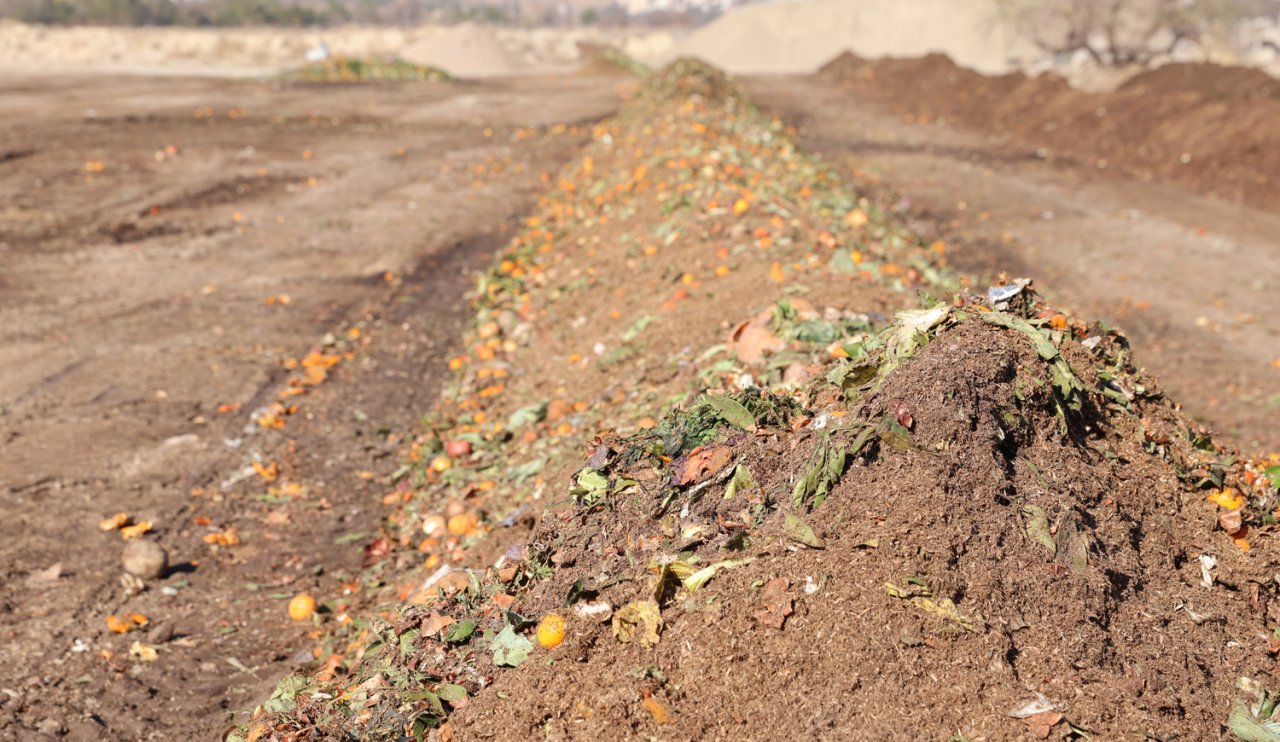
[743, 74, 1280, 454]
[3, 60, 1279, 741]
[0, 72, 630, 739]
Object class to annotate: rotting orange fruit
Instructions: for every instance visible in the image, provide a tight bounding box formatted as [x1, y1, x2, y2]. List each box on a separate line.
[536, 613, 566, 649]
[447, 512, 478, 537]
[288, 593, 317, 622]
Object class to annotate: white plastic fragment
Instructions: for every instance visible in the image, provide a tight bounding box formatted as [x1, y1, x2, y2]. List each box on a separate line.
[1009, 692, 1056, 719]
[1200, 554, 1218, 588]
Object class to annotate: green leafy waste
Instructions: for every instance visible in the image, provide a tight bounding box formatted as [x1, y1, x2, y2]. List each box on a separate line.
[284, 57, 452, 83]
[490, 625, 533, 667]
[792, 432, 847, 510]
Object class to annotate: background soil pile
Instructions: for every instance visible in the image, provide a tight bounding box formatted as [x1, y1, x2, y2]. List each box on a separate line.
[819, 53, 1280, 211]
[671, 0, 1029, 75]
[247, 61, 1280, 741]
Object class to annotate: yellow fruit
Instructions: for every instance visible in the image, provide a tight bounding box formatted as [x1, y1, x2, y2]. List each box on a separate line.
[536, 614, 566, 649]
[288, 593, 317, 622]
[431, 454, 453, 473]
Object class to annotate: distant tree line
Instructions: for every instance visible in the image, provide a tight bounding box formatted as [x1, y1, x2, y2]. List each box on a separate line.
[0, 0, 693, 28]
[0, 0, 344, 26]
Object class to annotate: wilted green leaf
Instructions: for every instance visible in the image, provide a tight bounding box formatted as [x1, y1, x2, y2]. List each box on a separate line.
[506, 403, 547, 430]
[827, 359, 879, 393]
[622, 315, 655, 342]
[1229, 699, 1280, 742]
[399, 628, 420, 656]
[782, 512, 824, 548]
[436, 683, 467, 704]
[976, 310, 1084, 411]
[724, 464, 756, 500]
[577, 469, 609, 491]
[506, 457, 545, 483]
[1266, 466, 1280, 490]
[792, 433, 846, 510]
[491, 625, 533, 667]
[880, 304, 951, 378]
[261, 675, 308, 714]
[880, 419, 913, 451]
[1056, 516, 1089, 575]
[683, 558, 755, 592]
[1022, 505, 1056, 554]
[446, 620, 476, 643]
[706, 394, 755, 430]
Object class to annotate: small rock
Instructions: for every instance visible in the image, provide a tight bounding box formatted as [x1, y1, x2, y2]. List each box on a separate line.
[122, 540, 168, 580]
[36, 718, 63, 736]
[146, 622, 174, 644]
[24, 562, 63, 587]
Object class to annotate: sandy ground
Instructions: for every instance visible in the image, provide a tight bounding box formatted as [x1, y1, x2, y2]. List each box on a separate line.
[0, 72, 631, 739]
[745, 74, 1280, 452]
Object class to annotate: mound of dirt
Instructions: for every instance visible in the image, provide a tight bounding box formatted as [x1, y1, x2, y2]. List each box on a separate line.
[572, 42, 650, 77]
[819, 52, 1280, 211]
[672, 0, 1030, 75]
[244, 60, 1280, 742]
[447, 286, 1280, 740]
[399, 25, 518, 79]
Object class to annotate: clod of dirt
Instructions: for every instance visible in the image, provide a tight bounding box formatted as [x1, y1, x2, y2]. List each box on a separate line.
[121, 539, 167, 580]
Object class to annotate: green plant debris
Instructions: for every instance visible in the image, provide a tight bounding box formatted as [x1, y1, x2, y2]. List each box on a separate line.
[284, 57, 452, 83]
[782, 512, 824, 548]
[791, 433, 847, 510]
[1022, 505, 1056, 554]
[724, 463, 756, 499]
[681, 558, 755, 592]
[974, 310, 1084, 412]
[491, 625, 533, 667]
[705, 394, 755, 430]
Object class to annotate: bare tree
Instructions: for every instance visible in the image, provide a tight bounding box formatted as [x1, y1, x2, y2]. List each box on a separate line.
[998, 0, 1262, 66]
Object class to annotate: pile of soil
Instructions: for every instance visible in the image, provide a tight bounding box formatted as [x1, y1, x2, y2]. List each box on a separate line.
[572, 42, 650, 77]
[246, 61, 1280, 742]
[454, 295, 1280, 740]
[818, 52, 1280, 211]
[670, 0, 1029, 74]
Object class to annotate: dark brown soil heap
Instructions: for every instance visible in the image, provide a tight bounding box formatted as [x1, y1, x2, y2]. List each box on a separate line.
[818, 52, 1280, 212]
[450, 299, 1276, 740]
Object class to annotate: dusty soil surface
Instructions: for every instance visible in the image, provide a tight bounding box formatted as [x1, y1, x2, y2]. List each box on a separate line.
[744, 73, 1280, 453]
[0, 72, 630, 740]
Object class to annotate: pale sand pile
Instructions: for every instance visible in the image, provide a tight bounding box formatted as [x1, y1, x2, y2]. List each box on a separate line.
[0, 19, 677, 78]
[398, 24, 520, 77]
[672, 0, 1032, 74]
